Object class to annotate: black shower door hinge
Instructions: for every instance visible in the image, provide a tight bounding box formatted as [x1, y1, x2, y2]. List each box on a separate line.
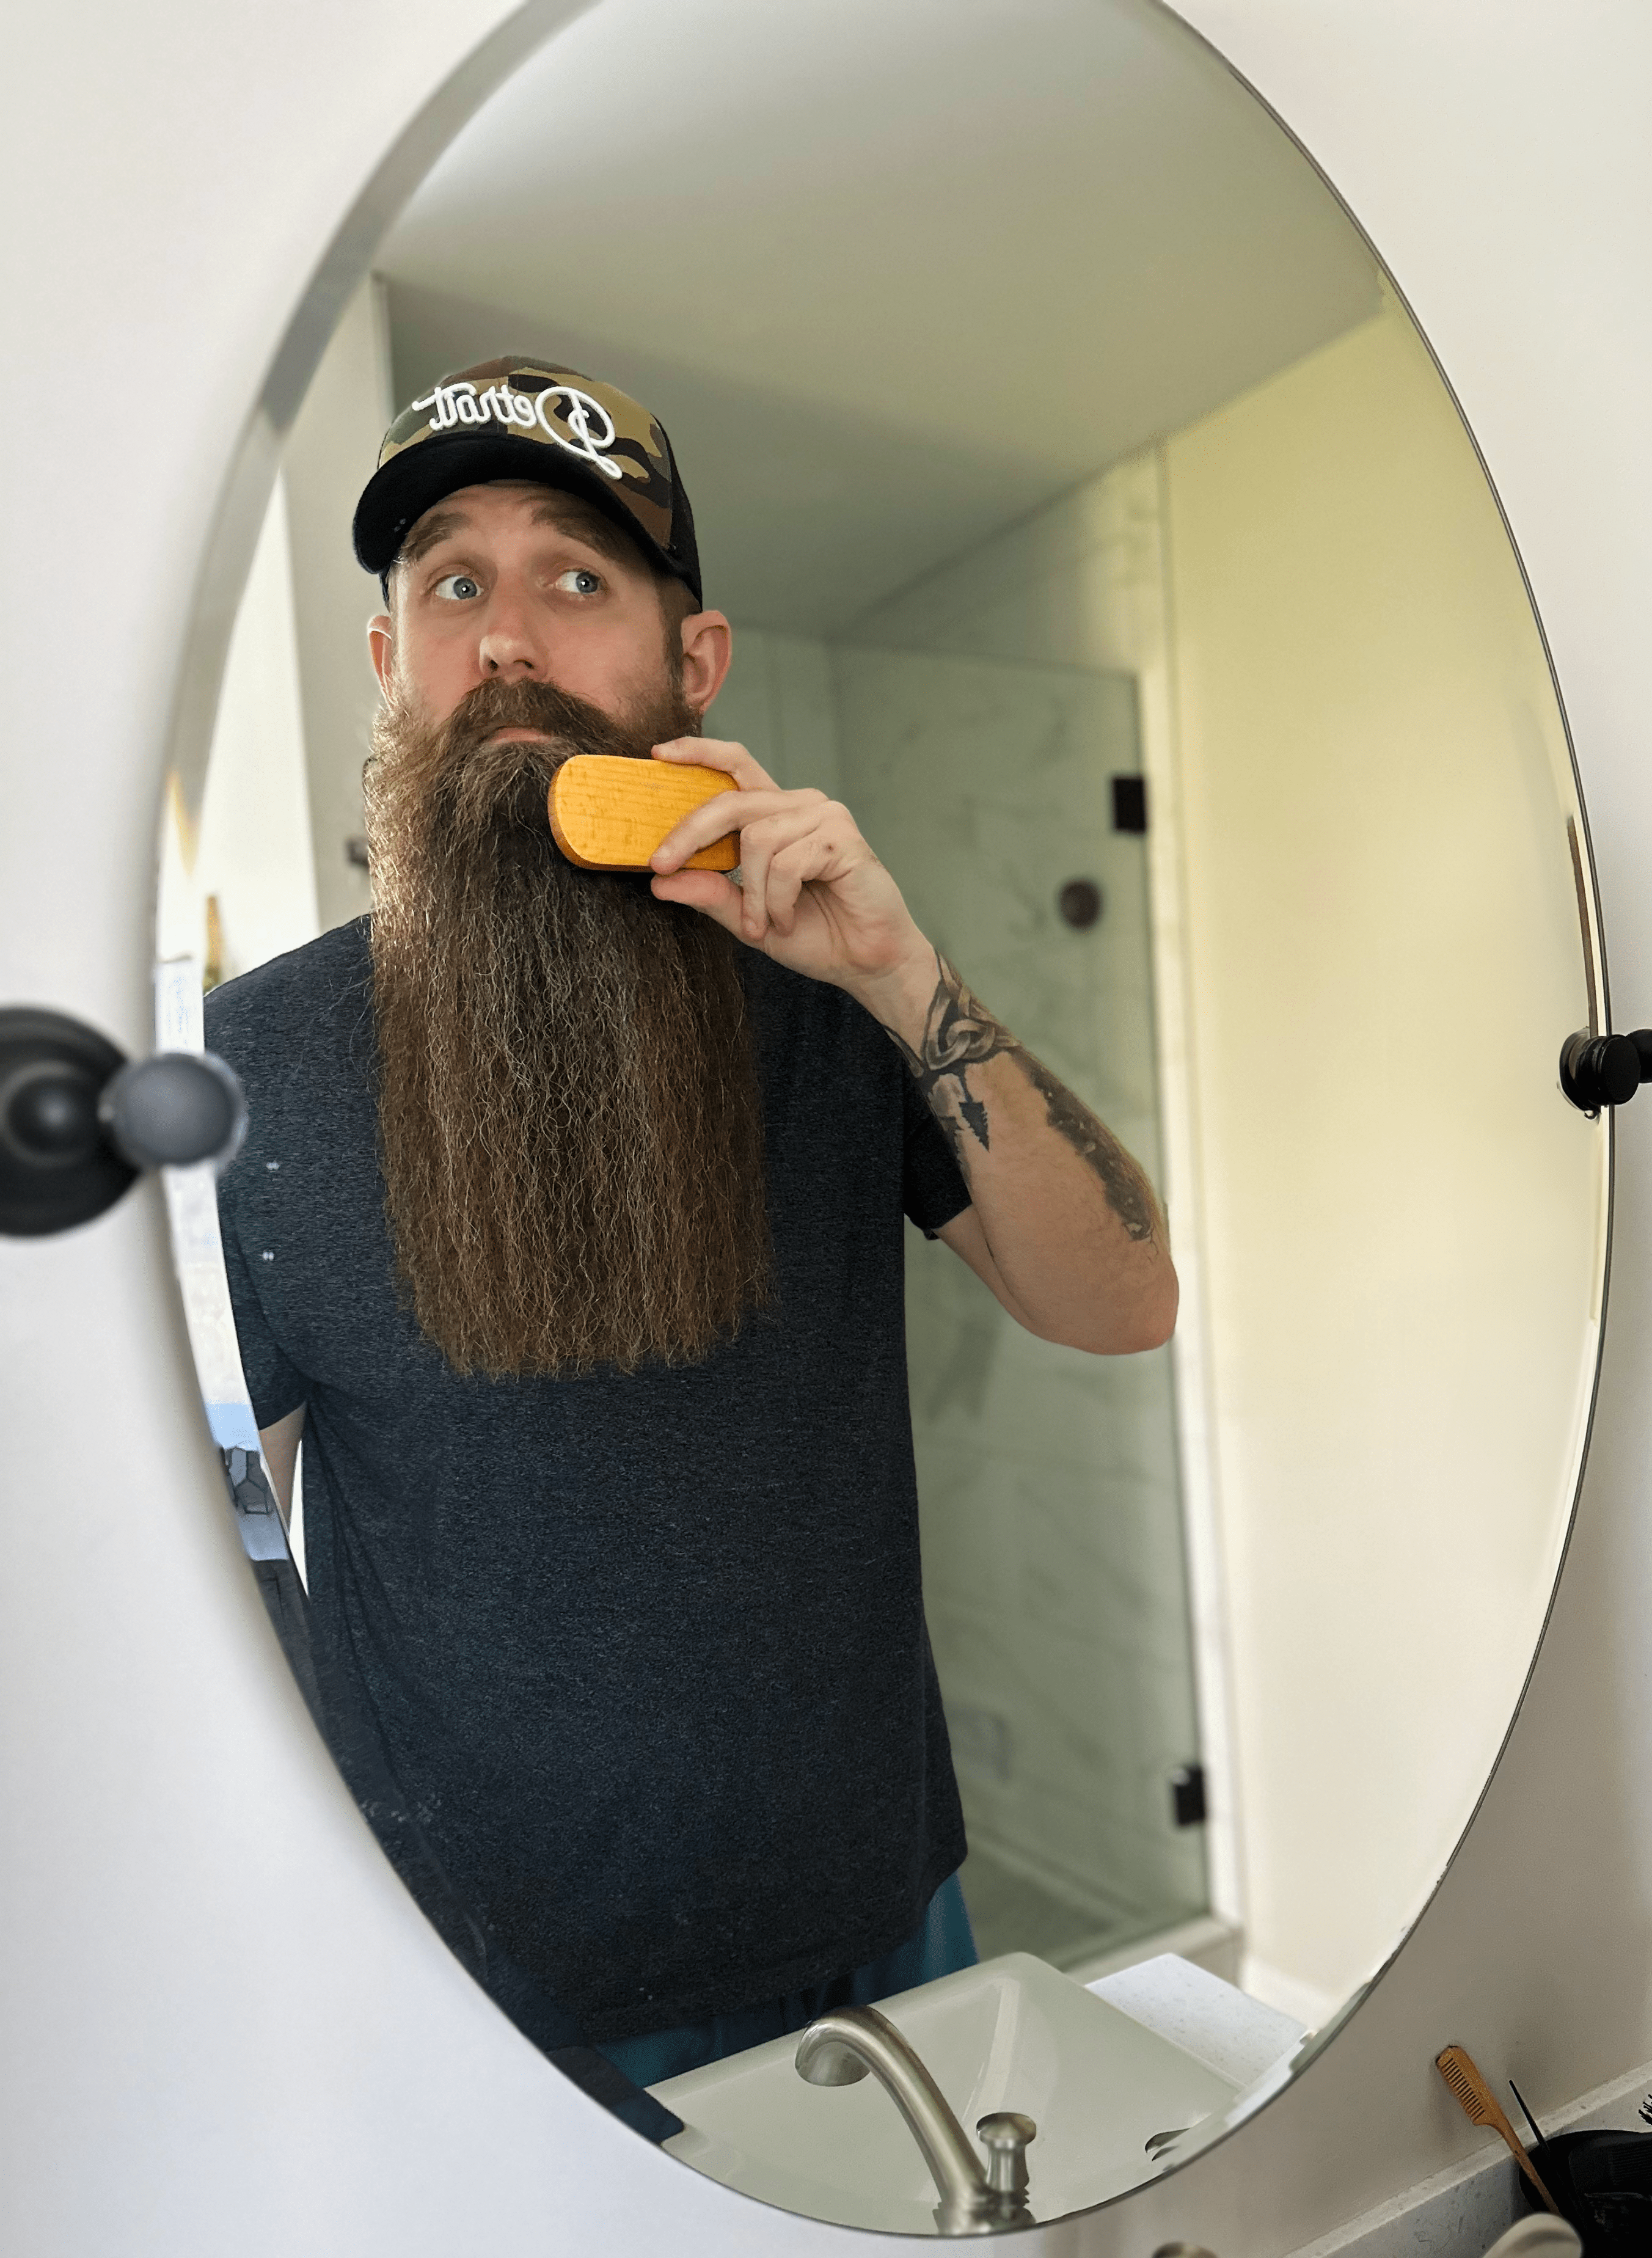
[1170, 1762, 1207, 1829]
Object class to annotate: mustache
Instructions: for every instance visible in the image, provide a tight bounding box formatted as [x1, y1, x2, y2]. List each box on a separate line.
[411, 676, 661, 840]
[375, 673, 695, 858]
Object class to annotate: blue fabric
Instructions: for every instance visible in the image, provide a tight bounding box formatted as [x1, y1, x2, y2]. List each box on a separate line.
[596, 1871, 978, 2089]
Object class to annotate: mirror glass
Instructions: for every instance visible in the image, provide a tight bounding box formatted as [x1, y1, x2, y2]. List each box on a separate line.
[158, 0, 1607, 2231]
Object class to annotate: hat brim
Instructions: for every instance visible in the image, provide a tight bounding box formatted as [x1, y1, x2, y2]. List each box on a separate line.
[351, 430, 701, 605]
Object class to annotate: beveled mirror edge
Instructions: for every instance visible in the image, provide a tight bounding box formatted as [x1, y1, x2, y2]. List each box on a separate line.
[147, 0, 1617, 2230]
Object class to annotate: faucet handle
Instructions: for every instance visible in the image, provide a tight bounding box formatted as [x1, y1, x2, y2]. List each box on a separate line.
[976, 2110, 1037, 2207]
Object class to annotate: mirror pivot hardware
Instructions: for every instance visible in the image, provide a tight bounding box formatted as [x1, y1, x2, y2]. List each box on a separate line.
[0, 1006, 246, 1236]
[1560, 1028, 1652, 1115]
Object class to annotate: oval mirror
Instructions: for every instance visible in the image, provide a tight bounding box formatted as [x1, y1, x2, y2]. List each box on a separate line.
[156, 0, 1607, 2234]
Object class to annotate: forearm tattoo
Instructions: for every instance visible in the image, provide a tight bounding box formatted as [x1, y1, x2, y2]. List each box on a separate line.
[886, 954, 1159, 1243]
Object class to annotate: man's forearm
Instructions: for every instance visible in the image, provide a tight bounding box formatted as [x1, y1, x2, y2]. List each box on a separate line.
[861, 949, 1177, 1353]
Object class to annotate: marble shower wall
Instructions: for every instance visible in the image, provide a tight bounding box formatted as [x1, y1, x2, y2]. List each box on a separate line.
[704, 629, 842, 796]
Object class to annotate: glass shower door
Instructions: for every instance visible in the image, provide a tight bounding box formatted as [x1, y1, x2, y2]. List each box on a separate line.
[835, 645, 1207, 1971]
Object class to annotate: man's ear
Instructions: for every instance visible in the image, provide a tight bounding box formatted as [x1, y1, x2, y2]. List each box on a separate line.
[368, 612, 395, 694]
[679, 609, 733, 716]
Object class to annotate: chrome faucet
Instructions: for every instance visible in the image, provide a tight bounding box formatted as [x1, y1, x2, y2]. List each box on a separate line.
[794, 2005, 1037, 2235]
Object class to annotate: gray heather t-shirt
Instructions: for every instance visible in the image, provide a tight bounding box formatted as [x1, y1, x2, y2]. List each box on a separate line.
[206, 918, 970, 2042]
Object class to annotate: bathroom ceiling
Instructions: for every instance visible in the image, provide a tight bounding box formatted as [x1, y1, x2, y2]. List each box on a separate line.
[378, 0, 1381, 632]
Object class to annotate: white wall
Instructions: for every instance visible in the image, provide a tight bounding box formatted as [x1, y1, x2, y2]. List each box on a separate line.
[1160, 292, 1605, 2023]
[7, 7, 1652, 2258]
[158, 473, 322, 981]
[283, 275, 397, 933]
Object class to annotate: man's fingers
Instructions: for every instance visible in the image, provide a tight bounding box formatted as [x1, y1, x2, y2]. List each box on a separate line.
[650, 790, 760, 873]
[652, 787, 879, 950]
[764, 835, 836, 933]
[736, 829, 775, 940]
[652, 734, 777, 792]
[729, 807, 846, 938]
[651, 794, 746, 873]
[764, 849, 809, 934]
[652, 785, 826, 872]
[648, 869, 745, 932]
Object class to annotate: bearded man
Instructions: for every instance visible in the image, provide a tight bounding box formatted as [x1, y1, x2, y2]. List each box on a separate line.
[205, 357, 1177, 2105]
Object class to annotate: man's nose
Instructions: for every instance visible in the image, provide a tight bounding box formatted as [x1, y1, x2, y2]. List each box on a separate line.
[477, 600, 544, 676]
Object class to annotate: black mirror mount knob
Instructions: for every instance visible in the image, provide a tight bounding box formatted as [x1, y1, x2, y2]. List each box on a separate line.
[1560, 1028, 1650, 1114]
[0, 1009, 134, 1236]
[0, 1006, 247, 1237]
[2, 1061, 104, 1164]
[100, 1052, 246, 1172]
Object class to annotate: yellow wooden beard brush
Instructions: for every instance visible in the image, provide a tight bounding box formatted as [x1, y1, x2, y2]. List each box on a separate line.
[548, 754, 740, 872]
[1435, 2045, 1562, 2215]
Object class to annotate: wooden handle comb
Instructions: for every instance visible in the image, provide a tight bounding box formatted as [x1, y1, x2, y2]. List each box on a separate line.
[1435, 2046, 1561, 2215]
[548, 754, 740, 872]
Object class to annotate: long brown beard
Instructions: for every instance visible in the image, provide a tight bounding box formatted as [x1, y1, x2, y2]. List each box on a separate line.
[364, 673, 771, 1378]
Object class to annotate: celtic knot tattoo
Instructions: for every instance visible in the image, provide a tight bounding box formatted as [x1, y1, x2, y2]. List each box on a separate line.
[886, 954, 1158, 1244]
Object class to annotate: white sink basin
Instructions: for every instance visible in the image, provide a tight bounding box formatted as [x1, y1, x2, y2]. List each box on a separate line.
[652, 1952, 1242, 2234]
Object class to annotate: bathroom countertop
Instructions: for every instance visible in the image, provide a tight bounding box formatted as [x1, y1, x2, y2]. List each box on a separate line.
[1088, 1954, 1307, 2091]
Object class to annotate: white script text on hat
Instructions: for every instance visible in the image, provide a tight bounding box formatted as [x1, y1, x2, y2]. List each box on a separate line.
[409, 382, 626, 481]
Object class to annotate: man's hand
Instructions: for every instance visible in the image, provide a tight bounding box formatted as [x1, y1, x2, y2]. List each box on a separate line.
[648, 737, 932, 1015]
[649, 734, 1177, 1357]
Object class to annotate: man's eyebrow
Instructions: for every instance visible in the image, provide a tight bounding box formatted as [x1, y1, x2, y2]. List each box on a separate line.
[400, 508, 470, 571]
[527, 496, 637, 571]
[397, 496, 639, 578]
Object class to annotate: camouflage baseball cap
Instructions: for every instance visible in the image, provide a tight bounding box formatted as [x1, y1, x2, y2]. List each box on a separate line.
[352, 354, 703, 605]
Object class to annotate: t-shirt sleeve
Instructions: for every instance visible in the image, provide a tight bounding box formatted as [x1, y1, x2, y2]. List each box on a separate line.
[217, 1183, 309, 1428]
[901, 1069, 971, 1237]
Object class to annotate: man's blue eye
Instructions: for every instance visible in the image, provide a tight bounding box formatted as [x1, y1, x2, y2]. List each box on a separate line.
[555, 568, 602, 596]
[435, 573, 480, 601]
